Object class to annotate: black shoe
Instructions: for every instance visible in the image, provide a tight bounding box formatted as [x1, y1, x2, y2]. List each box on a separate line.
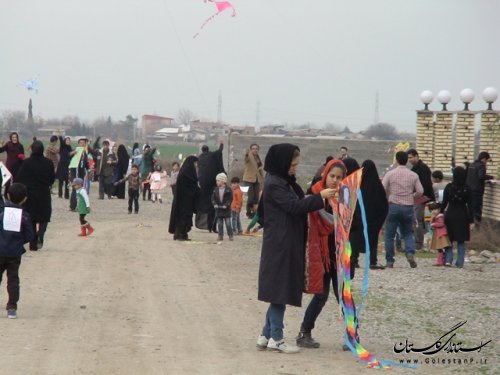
[370, 264, 385, 270]
[406, 254, 417, 268]
[296, 332, 320, 348]
[37, 238, 44, 250]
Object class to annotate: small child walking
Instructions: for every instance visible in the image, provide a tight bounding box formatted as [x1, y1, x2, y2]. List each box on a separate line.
[0, 183, 35, 319]
[429, 202, 451, 266]
[148, 164, 168, 203]
[73, 178, 94, 237]
[230, 176, 243, 235]
[114, 164, 142, 214]
[169, 161, 179, 196]
[212, 173, 233, 241]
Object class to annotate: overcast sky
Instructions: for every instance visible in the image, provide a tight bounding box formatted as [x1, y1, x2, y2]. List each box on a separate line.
[1, 0, 499, 132]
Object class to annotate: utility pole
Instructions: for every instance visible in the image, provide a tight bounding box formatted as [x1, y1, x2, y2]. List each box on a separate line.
[217, 90, 222, 125]
[256, 100, 260, 128]
[374, 91, 380, 124]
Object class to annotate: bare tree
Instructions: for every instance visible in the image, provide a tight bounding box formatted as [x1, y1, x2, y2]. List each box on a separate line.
[363, 122, 399, 140]
[176, 108, 198, 125]
[322, 122, 341, 133]
[2, 110, 26, 133]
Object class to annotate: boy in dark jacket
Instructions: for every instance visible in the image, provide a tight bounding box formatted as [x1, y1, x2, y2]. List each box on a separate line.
[0, 183, 35, 319]
[212, 173, 233, 241]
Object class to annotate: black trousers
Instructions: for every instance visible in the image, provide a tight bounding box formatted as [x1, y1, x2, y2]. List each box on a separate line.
[128, 188, 139, 213]
[58, 178, 69, 199]
[0, 256, 22, 310]
[470, 191, 484, 223]
[29, 221, 48, 251]
[79, 214, 87, 225]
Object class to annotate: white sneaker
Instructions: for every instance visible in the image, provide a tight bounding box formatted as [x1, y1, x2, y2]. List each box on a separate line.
[256, 335, 269, 350]
[267, 338, 299, 354]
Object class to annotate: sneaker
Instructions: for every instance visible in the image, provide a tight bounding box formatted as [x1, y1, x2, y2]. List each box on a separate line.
[406, 254, 417, 268]
[256, 335, 269, 350]
[296, 332, 320, 348]
[217, 236, 223, 241]
[229, 236, 234, 241]
[267, 338, 299, 354]
[385, 262, 394, 268]
[7, 309, 17, 319]
[369, 264, 385, 270]
[444, 263, 452, 267]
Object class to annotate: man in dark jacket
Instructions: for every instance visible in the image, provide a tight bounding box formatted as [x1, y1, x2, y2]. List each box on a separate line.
[466, 151, 493, 225]
[0, 183, 35, 318]
[407, 149, 433, 250]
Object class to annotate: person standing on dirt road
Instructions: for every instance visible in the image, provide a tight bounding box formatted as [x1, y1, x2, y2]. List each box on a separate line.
[256, 143, 336, 354]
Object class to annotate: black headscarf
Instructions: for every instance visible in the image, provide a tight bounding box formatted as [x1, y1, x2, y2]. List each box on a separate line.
[452, 166, 467, 188]
[342, 157, 360, 176]
[30, 140, 44, 157]
[179, 155, 199, 185]
[360, 159, 388, 229]
[264, 143, 303, 198]
[117, 144, 130, 173]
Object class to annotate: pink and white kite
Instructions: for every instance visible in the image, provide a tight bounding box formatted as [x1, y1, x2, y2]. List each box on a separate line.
[194, 0, 236, 38]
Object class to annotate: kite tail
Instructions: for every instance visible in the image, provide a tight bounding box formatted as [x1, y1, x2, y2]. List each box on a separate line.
[193, 12, 219, 38]
[356, 188, 370, 316]
[339, 242, 416, 369]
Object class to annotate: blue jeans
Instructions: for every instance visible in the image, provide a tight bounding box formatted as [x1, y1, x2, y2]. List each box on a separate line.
[261, 303, 286, 340]
[445, 242, 466, 267]
[385, 204, 415, 264]
[217, 217, 233, 238]
[231, 210, 242, 234]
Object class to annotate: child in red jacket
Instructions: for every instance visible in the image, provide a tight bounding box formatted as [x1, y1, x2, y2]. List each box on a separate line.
[230, 177, 243, 235]
[429, 202, 451, 266]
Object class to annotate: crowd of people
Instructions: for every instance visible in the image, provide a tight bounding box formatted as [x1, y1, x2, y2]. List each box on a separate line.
[0, 131, 495, 347]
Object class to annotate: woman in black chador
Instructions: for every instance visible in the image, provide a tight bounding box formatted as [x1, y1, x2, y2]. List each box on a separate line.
[17, 141, 55, 250]
[57, 136, 73, 199]
[0, 132, 25, 198]
[168, 156, 200, 241]
[115, 144, 130, 199]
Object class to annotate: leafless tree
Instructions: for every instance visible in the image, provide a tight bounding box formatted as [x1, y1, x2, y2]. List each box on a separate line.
[176, 108, 198, 125]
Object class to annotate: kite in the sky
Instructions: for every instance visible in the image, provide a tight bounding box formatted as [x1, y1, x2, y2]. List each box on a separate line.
[20, 76, 39, 93]
[194, 0, 236, 39]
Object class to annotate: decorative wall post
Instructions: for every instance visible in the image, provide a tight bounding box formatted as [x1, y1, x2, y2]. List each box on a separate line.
[433, 112, 453, 172]
[454, 111, 476, 167]
[479, 111, 500, 178]
[416, 91, 436, 169]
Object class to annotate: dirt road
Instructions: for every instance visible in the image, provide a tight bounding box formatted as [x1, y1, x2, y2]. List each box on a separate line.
[0, 186, 497, 374]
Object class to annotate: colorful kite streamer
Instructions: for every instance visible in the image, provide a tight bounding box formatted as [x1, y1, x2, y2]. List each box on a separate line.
[194, 0, 236, 39]
[331, 169, 415, 369]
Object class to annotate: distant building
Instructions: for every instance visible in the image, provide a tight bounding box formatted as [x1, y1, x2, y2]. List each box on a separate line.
[141, 115, 174, 138]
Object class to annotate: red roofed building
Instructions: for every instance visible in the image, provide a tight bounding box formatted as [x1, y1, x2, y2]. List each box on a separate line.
[141, 114, 174, 138]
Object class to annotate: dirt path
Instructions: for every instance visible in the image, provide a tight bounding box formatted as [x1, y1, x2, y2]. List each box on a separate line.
[0, 185, 497, 374]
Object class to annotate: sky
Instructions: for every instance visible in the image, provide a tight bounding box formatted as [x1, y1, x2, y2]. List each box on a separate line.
[1, 0, 499, 132]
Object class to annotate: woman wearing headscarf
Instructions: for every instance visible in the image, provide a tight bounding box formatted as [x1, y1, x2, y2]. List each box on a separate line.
[256, 144, 336, 354]
[168, 156, 200, 241]
[349, 160, 389, 270]
[57, 136, 73, 199]
[16, 141, 55, 251]
[296, 159, 356, 349]
[115, 144, 130, 199]
[0, 132, 25, 198]
[441, 166, 473, 267]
